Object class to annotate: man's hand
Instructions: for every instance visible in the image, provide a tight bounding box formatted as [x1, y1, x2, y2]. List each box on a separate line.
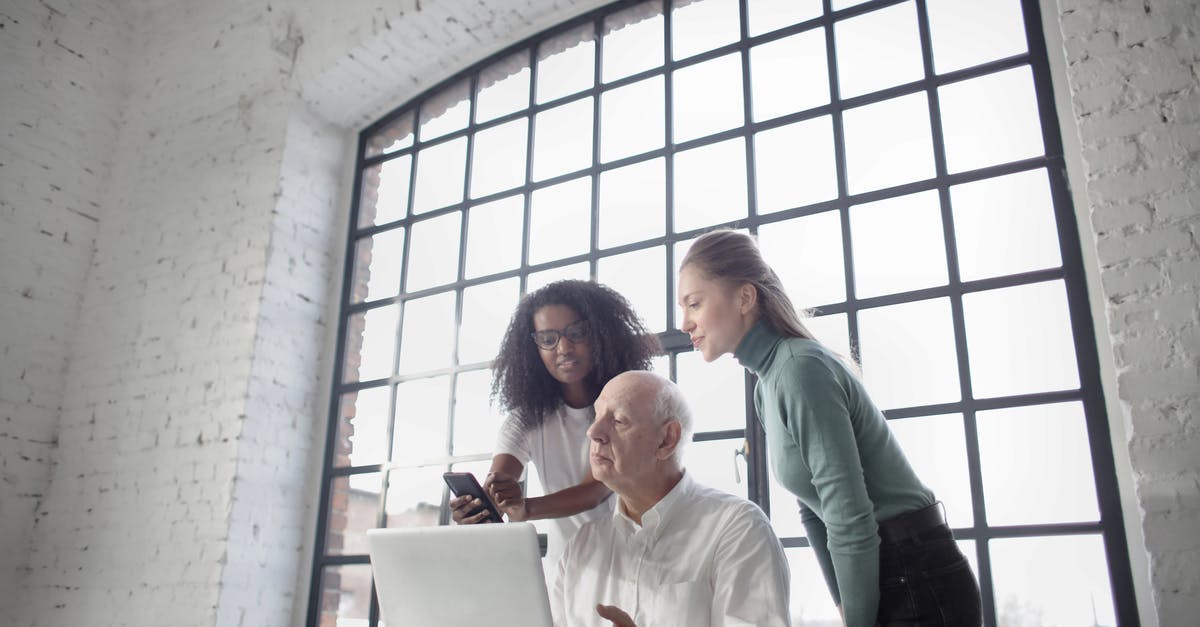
[485, 471, 528, 521]
[595, 604, 637, 627]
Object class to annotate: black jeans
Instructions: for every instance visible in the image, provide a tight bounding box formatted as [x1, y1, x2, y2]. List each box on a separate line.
[876, 505, 982, 626]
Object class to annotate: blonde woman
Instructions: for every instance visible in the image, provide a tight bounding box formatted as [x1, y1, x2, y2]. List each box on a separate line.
[677, 229, 981, 627]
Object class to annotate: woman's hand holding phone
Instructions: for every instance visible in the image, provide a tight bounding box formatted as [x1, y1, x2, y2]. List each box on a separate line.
[449, 493, 494, 524]
[444, 472, 503, 524]
[486, 471, 528, 522]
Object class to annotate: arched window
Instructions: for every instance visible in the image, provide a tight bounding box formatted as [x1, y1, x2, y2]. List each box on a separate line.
[309, 1, 1138, 625]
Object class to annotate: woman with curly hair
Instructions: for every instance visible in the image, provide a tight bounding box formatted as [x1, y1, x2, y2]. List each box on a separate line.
[450, 279, 658, 562]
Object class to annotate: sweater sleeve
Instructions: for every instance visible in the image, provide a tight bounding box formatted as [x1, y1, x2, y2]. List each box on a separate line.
[779, 355, 880, 627]
[799, 501, 840, 605]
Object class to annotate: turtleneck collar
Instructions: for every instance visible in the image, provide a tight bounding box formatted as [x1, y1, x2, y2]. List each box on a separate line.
[733, 318, 784, 376]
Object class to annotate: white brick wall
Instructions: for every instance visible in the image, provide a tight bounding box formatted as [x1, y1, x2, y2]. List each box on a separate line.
[0, 0, 129, 617]
[213, 101, 348, 627]
[8, 0, 602, 625]
[1053, 0, 1200, 624]
[9, 0, 1193, 625]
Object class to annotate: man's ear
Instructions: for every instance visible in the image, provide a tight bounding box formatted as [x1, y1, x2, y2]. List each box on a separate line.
[657, 420, 682, 461]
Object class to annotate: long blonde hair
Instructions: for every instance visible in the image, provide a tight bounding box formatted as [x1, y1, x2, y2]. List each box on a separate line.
[681, 229, 817, 339]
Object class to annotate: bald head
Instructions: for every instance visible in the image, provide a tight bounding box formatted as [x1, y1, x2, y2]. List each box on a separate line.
[587, 372, 693, 494]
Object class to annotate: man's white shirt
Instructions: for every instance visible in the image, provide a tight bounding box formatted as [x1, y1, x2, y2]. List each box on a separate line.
[551, 471, 791, 627]
[494, 404, 615, 567]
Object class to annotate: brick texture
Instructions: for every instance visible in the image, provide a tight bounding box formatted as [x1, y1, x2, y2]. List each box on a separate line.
[1054, 0, 1200, 624]
[5, 1, 600, 626]
[9, 0, 1194, 625]
[0, 0, 128, 617]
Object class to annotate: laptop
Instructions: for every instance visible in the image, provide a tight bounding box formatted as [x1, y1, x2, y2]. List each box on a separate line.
[367, 522, 554, 627]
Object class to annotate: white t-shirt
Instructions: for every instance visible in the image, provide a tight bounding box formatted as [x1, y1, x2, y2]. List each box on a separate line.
[493, 403, 614, 566]
[551, 471, 792, 627]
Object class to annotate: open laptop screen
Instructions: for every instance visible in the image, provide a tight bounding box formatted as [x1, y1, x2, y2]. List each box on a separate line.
[367, 523, 554, 627]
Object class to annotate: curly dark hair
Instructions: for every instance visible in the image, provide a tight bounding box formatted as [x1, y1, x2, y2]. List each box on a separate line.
[491, 279, 660, 431]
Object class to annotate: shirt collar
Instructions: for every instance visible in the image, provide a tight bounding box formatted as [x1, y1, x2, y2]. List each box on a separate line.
[734, 318, 783, 376]
[613, 470, 694, 535]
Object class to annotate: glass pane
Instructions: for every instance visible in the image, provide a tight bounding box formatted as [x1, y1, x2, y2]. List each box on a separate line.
[887, 414, 973, 528]
[673, 237, 700, 287]
[537, 24, 595, 104]
[857, 297, 960, 410]
[784, 548, 842, 625]
[391, 375, 451, 464]
[465, 195, 524, 279]
[318, 564, 374, 626]
[803, 312, 852, 364]
[957, 539, 979, 577]
[325, 473, 382, 555]
[850, 190, 948, 298]
[834, 1, 924, 98]
[411, 137, 468, 215]
[459, 278, 520, 365]
[529, 177, 592, 265]
[843, 92, 935, 194]
[672, 52, 744, 143]
[359, 155, 411, 228]
[526, 262, 591, 294]
[990, 535, 1116, 627]
[951, 169, 1062, 281]
[768, 456, 806, 537]
[673, 138, 748, 233]
[419, 79, 470, 141]
[963, 280, 1079, 398]
[753, 116, 838, 213]
[532, 97, 594, 181]
[384, 465, 445, 528]
[476, 51, 531, 123]
[453, 369, 506, 456]
[603, 2, 664, 83]
[336, 386, 392, 468]
[750, 29, 830, 122]
[345, 304, 399, 383]
[601, 75, 665, 162]
[676, 351, 745, 432]
[398, 291, 456, 375]
[686, 437, 748, 498]
[757, 211, 846, 307]
[351, 227, 405, 304]
[599, 157, 665, 249]
[405, 211, 462, 292]
[365, 110, 414, 158]
[978, 402, 1099, 525]
[748, 0, 822, 36]
[672, 0, 740, 61]
[927, 0, 1028, 74]
[598, 246, 666, 332]
[470, 117, 528, 198]
[650, 354, 670, 377]
[940, 66, 1045, 173]
[832, 0, 873, 10]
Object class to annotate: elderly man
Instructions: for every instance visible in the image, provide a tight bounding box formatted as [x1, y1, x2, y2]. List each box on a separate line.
[551, 371, 791, 627]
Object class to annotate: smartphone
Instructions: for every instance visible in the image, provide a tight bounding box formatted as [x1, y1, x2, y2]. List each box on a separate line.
[443, 471, 503, 523]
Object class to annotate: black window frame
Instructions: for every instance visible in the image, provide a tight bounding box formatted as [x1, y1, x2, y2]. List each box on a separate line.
[307, 1, 1140, 626]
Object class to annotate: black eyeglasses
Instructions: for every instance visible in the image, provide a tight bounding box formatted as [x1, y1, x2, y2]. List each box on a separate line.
[530, 320, 588, 350]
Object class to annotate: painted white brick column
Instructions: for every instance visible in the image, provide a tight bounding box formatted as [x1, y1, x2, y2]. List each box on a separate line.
[1051, 0, 1200, 624]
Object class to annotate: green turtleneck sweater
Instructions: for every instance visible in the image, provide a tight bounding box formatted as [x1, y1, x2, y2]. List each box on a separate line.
[734, 320, 934, 627]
